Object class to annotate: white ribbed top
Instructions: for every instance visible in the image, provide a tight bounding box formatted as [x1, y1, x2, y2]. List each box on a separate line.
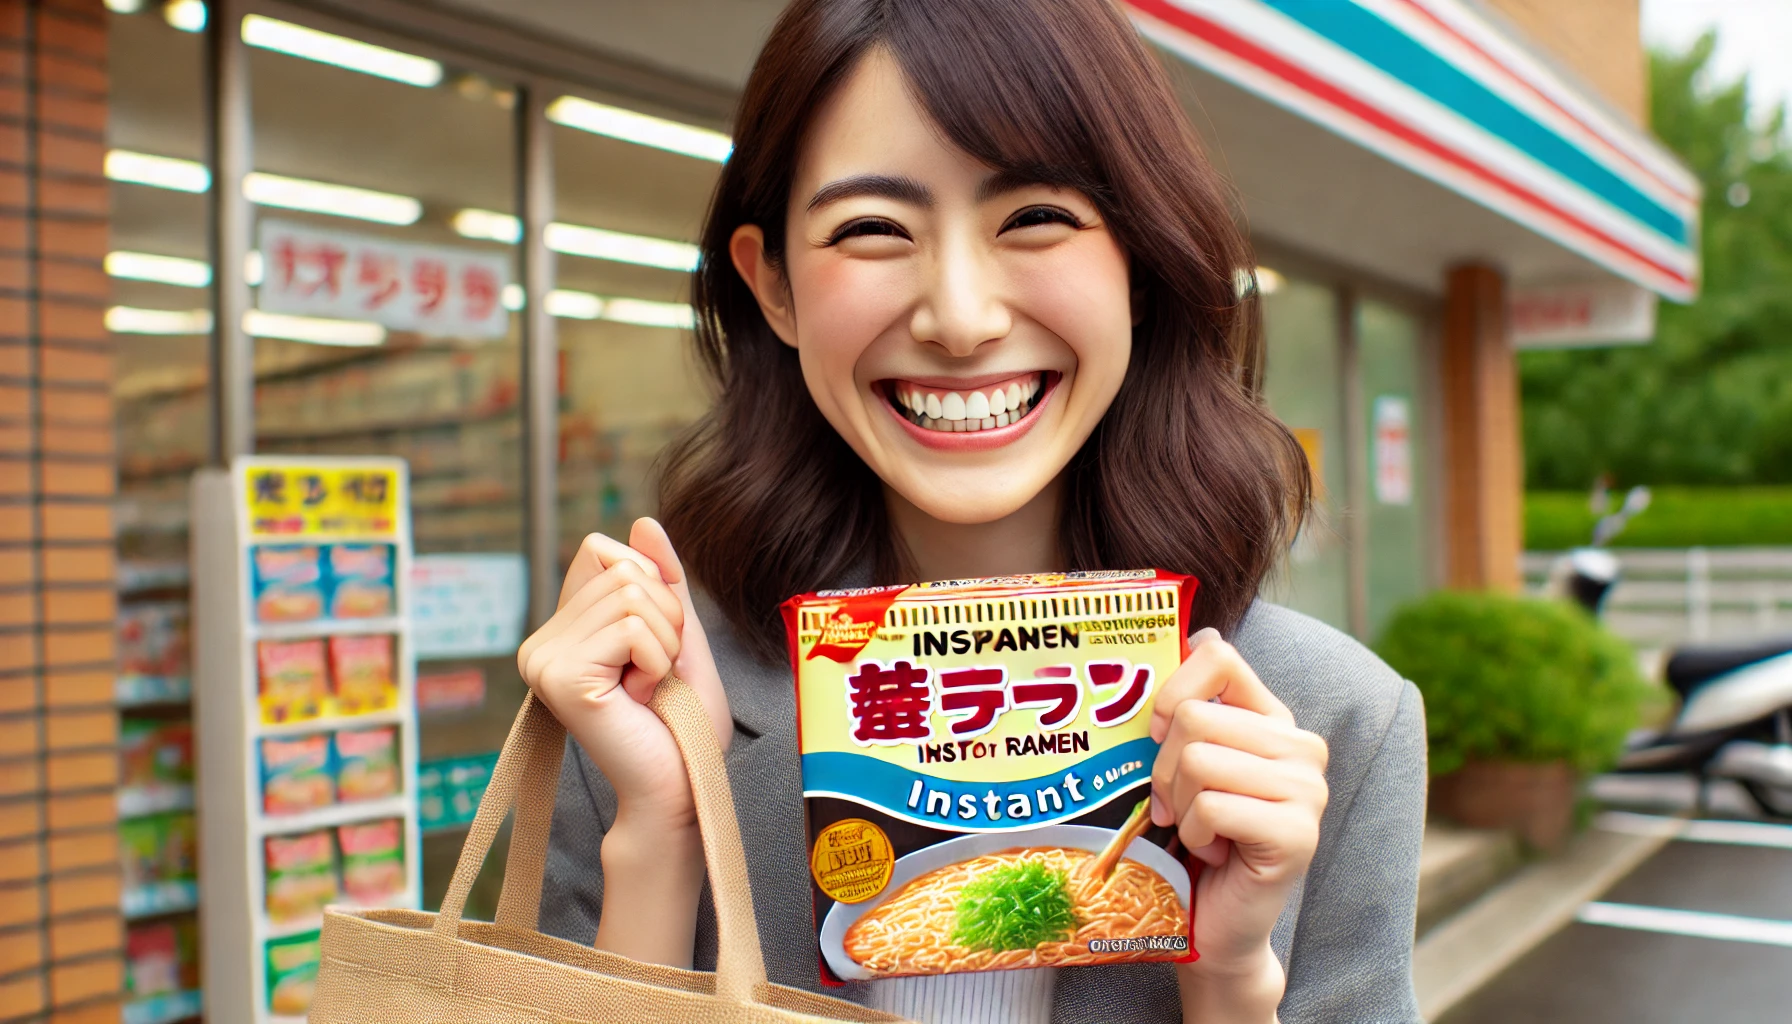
[863, 968, 1057, 1024]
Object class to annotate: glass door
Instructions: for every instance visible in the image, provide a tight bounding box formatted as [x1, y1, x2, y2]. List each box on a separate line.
[242, 5, 527, 918]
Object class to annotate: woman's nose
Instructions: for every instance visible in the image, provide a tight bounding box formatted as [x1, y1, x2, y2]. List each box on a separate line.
[909, 233, 1012, 357]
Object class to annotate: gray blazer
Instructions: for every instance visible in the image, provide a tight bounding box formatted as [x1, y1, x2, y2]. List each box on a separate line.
[539, 598, 1427, 1023]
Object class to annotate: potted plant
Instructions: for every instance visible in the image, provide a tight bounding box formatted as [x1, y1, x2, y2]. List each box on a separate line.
[1376, 590, 1649, 851]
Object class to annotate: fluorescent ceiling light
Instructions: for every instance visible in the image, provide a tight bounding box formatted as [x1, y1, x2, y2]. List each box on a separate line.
[601, 297, 695, 329]
[163, 0, 205, 32]
[545, 290, 603, 320]
[451, 208, 699, 272]
[500, 283, 524, 311]
[546, 96, 731, 163]
[243, 172, 421, 225]
[245, 250, 265, 286]
[242, 14, 443, 88]
[245, 311, 386, 347]
[106, 149, 210, 193]
[452, 208, 521, 244]
[106, 251, 211, 288]
[543, 290, 694, 329]
[545, 223, 698, 272]
[104, 0, 144, 13]
[106, 306, 213, 335]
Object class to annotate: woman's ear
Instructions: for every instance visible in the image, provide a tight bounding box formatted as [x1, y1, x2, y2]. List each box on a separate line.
[730, 224, 799, 349]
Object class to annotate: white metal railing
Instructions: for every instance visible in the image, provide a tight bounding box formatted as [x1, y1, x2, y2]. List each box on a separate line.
[1522, 548, 1792, 648]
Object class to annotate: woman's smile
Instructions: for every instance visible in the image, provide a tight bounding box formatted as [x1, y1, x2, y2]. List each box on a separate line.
[879, 370, 1057, 449]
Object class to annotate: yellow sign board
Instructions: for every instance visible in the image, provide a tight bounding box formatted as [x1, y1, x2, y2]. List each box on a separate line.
[243, 463, 403, 538]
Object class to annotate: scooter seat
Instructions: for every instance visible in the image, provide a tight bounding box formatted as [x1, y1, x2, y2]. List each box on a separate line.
[1665, 633, 1792, 698]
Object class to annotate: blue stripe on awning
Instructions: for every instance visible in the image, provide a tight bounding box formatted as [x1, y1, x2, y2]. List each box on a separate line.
[1261, 0, 1689, 247]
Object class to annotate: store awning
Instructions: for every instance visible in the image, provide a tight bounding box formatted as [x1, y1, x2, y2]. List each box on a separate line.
[1124, 0, 1701, 301]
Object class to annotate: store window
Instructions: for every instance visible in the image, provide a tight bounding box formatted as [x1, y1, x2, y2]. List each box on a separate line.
[1258, 269, 1351, 631]
[239, 7, 527, 915]
[1357, 298, 1431, 639]
[548, 96, 723, 564]
[109, 10, 208, 1021]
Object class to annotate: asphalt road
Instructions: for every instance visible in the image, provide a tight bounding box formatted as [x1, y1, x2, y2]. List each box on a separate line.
[1439, 813, 1792, 1024]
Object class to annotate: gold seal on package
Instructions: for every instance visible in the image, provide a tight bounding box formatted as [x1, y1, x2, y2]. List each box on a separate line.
[782, 570, 1200, 984]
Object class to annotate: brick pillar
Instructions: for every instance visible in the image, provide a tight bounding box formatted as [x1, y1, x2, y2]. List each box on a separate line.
[1441, 264, 1523, 591]
[0, 2, 121, 1023]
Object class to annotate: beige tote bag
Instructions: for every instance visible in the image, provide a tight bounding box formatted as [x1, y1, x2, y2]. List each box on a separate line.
[309, 676, 908, 1023]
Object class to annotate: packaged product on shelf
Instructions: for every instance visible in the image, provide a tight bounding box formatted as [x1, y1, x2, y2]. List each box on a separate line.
[125, 918, 199, 996]
[265, 930, 321, 1016]
[327, 543, 395, 618]
[333, 725, 399, 802]
[119, 718, 194, 790]
[118, 815, 164, 892]
[120, 811, 198, 891]
[117, 601, 190, 686]
[337, 818, 405, 902]
[445, 754, 496, 824]
[416, 760, 447, 830]
[252, 544, 326, 622]
[260, 734, 335, 814]
[327, 634, 397, 715]
[264, 829, 338, 924]
[257, 639, 329, 724]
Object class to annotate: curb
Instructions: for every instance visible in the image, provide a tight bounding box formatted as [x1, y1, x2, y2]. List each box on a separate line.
[1413, 815, 1683, 1021]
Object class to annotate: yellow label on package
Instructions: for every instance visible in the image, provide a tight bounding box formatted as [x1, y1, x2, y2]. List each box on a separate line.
[782, 570, 1200, 982]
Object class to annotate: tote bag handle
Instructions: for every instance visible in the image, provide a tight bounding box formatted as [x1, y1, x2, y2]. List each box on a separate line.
[432, 677, 770, 1005]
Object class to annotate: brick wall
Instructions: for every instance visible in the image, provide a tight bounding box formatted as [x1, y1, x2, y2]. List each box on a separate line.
[0, 2, 121, 1023]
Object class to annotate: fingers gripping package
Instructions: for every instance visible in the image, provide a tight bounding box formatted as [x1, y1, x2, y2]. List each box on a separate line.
[782, 570, 1199, 984]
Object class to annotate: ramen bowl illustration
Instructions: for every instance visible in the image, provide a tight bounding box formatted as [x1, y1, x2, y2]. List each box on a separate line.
[819, 823, 1193, 981]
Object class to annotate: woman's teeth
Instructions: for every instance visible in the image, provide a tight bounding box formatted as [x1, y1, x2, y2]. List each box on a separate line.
[891, 374, 1045, 433]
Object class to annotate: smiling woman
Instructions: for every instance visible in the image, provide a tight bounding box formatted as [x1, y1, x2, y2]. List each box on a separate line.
[662, 0, 1310, 664]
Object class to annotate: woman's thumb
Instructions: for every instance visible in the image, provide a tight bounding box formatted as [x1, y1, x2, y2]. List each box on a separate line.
[628, 517, 731, 749]
[628, 516, 690, 598]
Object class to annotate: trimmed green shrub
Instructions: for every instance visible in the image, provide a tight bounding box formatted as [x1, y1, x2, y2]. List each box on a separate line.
[1375, 591, 1650, 776]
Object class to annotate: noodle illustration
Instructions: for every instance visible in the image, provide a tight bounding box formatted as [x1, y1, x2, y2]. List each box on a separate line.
[842, 846, 1186, 976]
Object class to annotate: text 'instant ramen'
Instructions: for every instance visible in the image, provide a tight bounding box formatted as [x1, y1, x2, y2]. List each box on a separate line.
[783, 570, 1199, 983]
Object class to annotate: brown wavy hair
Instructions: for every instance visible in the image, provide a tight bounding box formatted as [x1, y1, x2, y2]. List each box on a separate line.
[659, 0, 1310, 662]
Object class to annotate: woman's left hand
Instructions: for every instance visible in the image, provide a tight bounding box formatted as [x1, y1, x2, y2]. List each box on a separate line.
[1150, 628, 1329, 1012]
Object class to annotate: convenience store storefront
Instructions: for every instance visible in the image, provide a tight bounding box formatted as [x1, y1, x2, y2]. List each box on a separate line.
[1, 0, 1695, 1021]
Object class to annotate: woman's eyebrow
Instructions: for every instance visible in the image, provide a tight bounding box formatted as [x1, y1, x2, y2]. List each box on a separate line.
[975, 168, 1056, 202]
[806, 174, 933, 211]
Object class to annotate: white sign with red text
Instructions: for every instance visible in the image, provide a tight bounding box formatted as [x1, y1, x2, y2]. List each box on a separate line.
[1510, 280, 1656, 349]
[1372, 395, 1412, 506]
[256, 219, 511, 340]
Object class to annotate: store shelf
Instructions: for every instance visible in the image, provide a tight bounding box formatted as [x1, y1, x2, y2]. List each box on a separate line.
[257, 707, 404, 739]
[251, 616, 403, 641]
[256, 794, 409, 836]
[123, 879, 199, 920]
[120, 560, 192, 594]
[123, 988, 203, 1024]
[118, 783, 195, 818]
[117, 675, 193, 708]
[256, 405, 517, 443]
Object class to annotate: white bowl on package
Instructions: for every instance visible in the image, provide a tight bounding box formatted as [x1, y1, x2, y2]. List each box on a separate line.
[818, 823, 1193, 982]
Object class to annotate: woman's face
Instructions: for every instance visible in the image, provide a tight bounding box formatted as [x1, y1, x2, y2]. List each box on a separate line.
[731, 49, 1134, 526]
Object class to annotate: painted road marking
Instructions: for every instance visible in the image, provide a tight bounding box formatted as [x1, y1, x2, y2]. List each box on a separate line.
[1597, 810, 1792, 850]
[1578, 902, 1792, 948]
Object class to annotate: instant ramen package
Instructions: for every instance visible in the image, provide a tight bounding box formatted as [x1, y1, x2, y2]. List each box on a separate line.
[783, 570, 1199, 984]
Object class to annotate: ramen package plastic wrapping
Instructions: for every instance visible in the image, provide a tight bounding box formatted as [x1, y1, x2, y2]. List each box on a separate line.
[783, 570, 1199, 983]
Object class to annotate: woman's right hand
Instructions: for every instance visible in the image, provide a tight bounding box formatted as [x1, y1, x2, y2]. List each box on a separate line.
[516, 517, 731, 832]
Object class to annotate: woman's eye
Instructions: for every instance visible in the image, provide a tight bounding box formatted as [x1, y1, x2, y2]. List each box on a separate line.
[828, 218, 908, 244]
[1002, 206, 1082, 233]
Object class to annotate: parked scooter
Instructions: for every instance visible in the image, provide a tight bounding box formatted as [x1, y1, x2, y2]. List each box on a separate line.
[1547, 485, 1792, 817]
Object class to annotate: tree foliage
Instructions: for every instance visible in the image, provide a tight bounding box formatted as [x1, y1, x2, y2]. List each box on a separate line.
[1522, 35, 1792, 489]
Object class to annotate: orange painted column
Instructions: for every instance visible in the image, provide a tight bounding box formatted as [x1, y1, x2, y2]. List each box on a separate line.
[1441, 265, 1524, 592]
